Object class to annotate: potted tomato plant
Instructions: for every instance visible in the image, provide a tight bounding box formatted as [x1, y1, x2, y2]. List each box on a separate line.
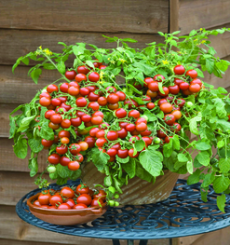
[10, 28, 230, 211]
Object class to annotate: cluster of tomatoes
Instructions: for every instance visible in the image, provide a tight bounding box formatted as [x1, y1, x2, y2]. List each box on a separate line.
[33, 184, 106, 209]
[37, 62, 203, 170]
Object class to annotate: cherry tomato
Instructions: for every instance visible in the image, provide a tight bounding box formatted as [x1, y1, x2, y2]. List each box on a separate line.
[179, 82, 189, 90]
[88, 102, 100, 111]
[158, 99, 168, 106]
[124, 99, 138, 109]
[76, 184, 90, 194]
[107, 148, 117, 157]
[47, 104, 56, 110]
[142, 136, 153, 146]
[77, 142, 87, 151]
[50, 194, 63, 206]
[75, 73, 87, 83]
[57, 203, 71, 209]
[73, 203, 87, 209]
[60, 102, 71, 111]
[164, 136, 173, 144]
[70, 117, 82, 127]
[160, 102, 173, 113]
[55, 107, 67, 114]
[47, 84, 58, 93]
[68, 161, 80, 171]
[144, 77, 154, 87]
[190, 78, 203, 86]
[39, 97, 51, 107]
[176, 98, 186, 107]
[60, 156, 71, 166]
[168, 84, 179, 94]
[50, 114, 62, 124]
[80, 87, 90, 96]
[56, 145, 68, 155]
[34, 200, 41, 207]
[40, 205, 49, 209]
[66, 199, 75, 208]
[136, 117, 147, 125]
[136, 122, 147, 132]
[61, 119, 71, 128]
[93, 190, 106, 201]
[77, 65, 90, 74]
[91, 116, 103, 125]
[153, 74, 165, 82]
[148, 81, 159, 92]
[91, 198, 104, 207]
[65, 70, 77, 80]
[157, 129, 167, 138]
[88, 72, 100, 82]
[158, 87, 169, 97]
[174, 65, 185, 75]
[60, 187, 75, 198]
[140, 129, 152, 136]
[88, 92, 100, 101]
[51, 98, 61, 107]
[40, 92, 51, 99]
[117, 128, 128, 139]
[128, 148, 139, 158]
[107, 103, 119, 110]
[96, 138, 107, 147]
[174, 78, 184, 86]
[68, 86, 79, 96]
[171, 122, 182, 132]
[48, 206, 57, 209]
[98, 97, 108, 106]
[89, 128, 100, 137]
[189, 83, 201, 93]
[117, 149, 128, 158]
[172, 110, 182, 120]
[107, 131, 118, 141]
[69, 143, 81, 155]
[186, 69, 198, 79]
[58, 130, 70, 138]
[111, 143, 121, 150]
[115, 108, 127, 118]
[106, 86, 117, 93]
[182, 89, 192, 95]
[128, 110, 140, 119]
[147, 90, 158, 98]
[107, 93, 120, 104]
[76, 97, 88, 107]
[60, 83, 69, 93]
[99, 65, 107, 69]
[38, 193, 51, 205]
[60, 137, 69, 144]
[48, 122, 60, 130]
[41, 139, 53, 148]
[92, 111, 104, 118]
[48, 154, 60, 164]
[77, 194, 92, 206]
[81, 114, 91, 123]
[126, 123, 136, 132]
[164, 114, 176, 125]
[84, 136, 96, 148]
[116, 91, 126, 101]
[74, 153, 84, 162]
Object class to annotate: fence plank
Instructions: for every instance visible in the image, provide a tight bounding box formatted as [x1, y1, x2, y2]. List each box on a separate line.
[0, 0, 169, 34]
[178, 0, 230, 35]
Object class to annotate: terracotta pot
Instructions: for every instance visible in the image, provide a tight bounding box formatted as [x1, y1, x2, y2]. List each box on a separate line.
[27, 193, 108, 225]
[81, 161, 179, 205]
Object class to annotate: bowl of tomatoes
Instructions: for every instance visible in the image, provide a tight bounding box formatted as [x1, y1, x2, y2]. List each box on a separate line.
[27, 184, 107, 225]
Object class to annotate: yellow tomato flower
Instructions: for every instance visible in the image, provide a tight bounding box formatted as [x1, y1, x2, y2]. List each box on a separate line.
[43, 49, 53, 56]
[39, 45, 42, 50]
[119, 58, 126, 63]
[162, 60, 169, 65]
[200, 28, 203, 31]
[201, 40, 206, 44]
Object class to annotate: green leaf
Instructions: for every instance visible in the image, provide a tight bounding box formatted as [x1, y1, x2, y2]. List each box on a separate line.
[189, 30, 197, 36]
[104, 176, 113, 187]
[13, 136, 28, 159]
[17, 115, 36, 132]
[163, 140, 173, 158]
[219, 158, 230, 173]
[139, 148, 163, 176]
[217, 194, 226, 212]
[116, 155, 130, 163]
[28, 155, 38, 177]
[213, 176, 230, 193]
[85, 60, 94, 69]
[30, 68, 42, 84]
[200, 189, 208, 202]
[187, 169, 201, 185]
[194, 68, 204, 78]
[123, 158, 136, 178]
[122, 38, 138, 43]
[56, 164, 72, 179]
[217, 140, 225, 148]
[144, 110, 157, 122]
[202, 172, 215, 187]
[186, 161, 193, 174]
[172, 135, 180, 150]
[136, 162, 152, 182]
[57, 60, 65, 74]
[206, 59, 215, 74]
[135, 140, 145, 151]
[43, 63, 56, 70]
[178, 153, 188, 162]
[9, 116, 16, 139]
[195, 141, 211, 151]
[40, 121, 54, 140]
[197, 151, 210, 166]
[72, 45, 85, 56]
[91, 148, 110, 171]
[70, 169, 81, 180]
[217, 119, 230, 131]
[28, 138, 43, 153]
[189, 113, 202, 135]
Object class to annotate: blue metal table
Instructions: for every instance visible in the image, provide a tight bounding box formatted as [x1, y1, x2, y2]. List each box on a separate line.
[16, 179, 230, 245]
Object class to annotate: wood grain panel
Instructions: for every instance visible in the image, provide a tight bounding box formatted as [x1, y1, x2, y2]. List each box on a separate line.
[178, 0, 230, 35]
[0, 205, 169, 245]
[0, 0, 169, 34]
[0, 29, 164, 66]
[0, 138, 48, 172]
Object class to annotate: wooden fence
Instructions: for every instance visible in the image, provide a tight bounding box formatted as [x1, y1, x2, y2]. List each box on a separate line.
[0, 0, 230, 244]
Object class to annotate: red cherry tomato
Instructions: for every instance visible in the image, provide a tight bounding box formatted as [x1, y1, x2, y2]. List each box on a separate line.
[61, 119, 71, 128]
[65, 70, 77, 80]
[144, 77, 154, 87]
[88, 72, 100, 82]
[117, 128, 127, 139]
[77, 65, 90, 74]
[77, 194, 92, 206]
[117, 149, 128, 158]
[39, 97, 51, 107]
[91, 198, 104, 207]
[136, 122, 147, 132]
[157, 129, 167, 138]
[75, 73, 87, 83]
[189, 83, 201, 93]
[58, 203, 71, 209]
[51, 98, 61, 107]
[38, 193, 51, 205]
[93, 190, 106, 201]
[126, 124, 136, 132]
[107, 131, 118, 141]
[88, 102, 100, 111]
[179, 82, 189, 90]
[60, 83, 69, 93]
[124, 99, 138, 109]
[174, 65, 185, 75]
[164, 114, 176, 125]
[107, 93, 120, 104]
[68, 161, 80, 171]
[76, 184, 90, 194]
[50, 194, 63, 206]
[96, 138, 107, 147]
[91, 116, 103, 125]
[40, 92, 51, 99]
[107, 148, 117, 157]
[56, 145, 68, 155]
[73, 203, 87, 209]
[50, 114, 62, 124]
[158, 87, 169, 97]
[168, 84, 180, 94]
[160, 102, 173, 113]
[98, 97, 108, 106]
[41, 139, 53, 148]
[60, 156, 71, 166]
[111, 143, 121, 150]
[47, 84, 58, 93]
[153, 74, 165, 82]
[176, 98, 186, 107]
[48, 154, 60, 164]
[186, 69, 198, 79]
[128, 110, 140, 119]
[60, 187, 75, 198]
[174, 78, 184, 86]
[116, 91, 126, 101]
[148, 81, 159, 92]
[128, 148, 139, 158]
[84, 136, 96, 148]
[115, 108, 127, 118]
[76, 97, 88, 107]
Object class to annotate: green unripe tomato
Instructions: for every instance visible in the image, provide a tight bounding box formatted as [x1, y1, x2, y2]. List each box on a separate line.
[154, 137, 161, 144]
[186, 101, 193, 108]
[47, 165, 56, 173]
[114, 193, 120, 199]
[114, 201, 120, 207]
[108, 200, 115, 206]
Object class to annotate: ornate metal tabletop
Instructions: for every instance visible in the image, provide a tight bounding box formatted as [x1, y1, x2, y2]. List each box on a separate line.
[16, 179, 230, 244]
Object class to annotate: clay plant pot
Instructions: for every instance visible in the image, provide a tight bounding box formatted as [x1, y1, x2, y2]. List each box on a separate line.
[81, 161, 179, 205]
[27, 193, 108, 225]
